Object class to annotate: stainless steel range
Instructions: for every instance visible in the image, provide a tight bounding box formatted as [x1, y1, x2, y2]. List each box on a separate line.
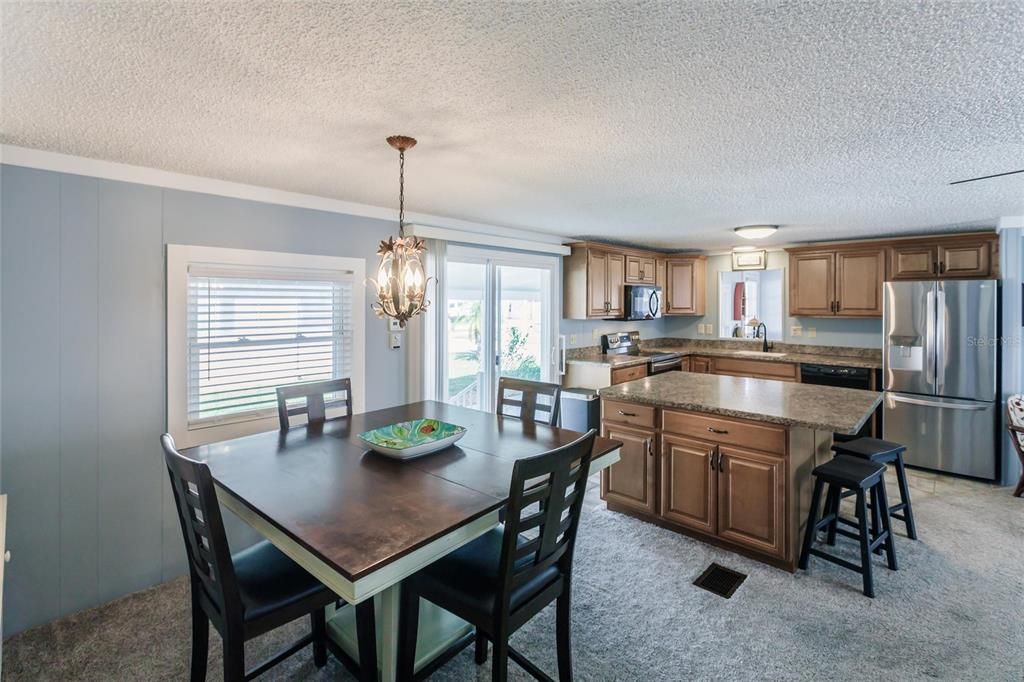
[600, 331, 682, 374]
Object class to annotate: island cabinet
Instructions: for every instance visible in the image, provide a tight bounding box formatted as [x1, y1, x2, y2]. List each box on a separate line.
[600, 401, 657, 515]
[787, 245, 884, 317]
[600, 402, 821, 570]
[610, 363, 648, 385]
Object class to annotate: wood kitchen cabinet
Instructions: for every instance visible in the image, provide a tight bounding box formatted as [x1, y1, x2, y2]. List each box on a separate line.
[625, 254, 657, 284]
[888, 234, 996, 280]
[565, 245, 626, 318]
[600, 422, 657, 515]
[716, 445, 786, 559]
[709, 357, 798, 382]
[660, 433, 716, 534]
[689, 356, 712, 374]
[787, 246, 884, 317]
[664, 257, 706, 315]
[610, 363, 648, 385]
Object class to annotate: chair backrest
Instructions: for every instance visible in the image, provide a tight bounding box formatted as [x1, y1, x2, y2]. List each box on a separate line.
[496, 377, 562, 426]
[497, 429, 596, 612]
[1007, 394, 1024, 456]
[276, 378, 353, 430]
[161, 434, 241, 622]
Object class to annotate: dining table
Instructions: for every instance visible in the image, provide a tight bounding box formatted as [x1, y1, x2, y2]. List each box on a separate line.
[183, 400, 622, 681]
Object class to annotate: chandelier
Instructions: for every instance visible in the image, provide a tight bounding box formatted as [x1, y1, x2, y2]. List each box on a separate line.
[370, 135, 431, 327]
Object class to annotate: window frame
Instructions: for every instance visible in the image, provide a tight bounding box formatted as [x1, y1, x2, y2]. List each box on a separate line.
[167, 244, 365, 448]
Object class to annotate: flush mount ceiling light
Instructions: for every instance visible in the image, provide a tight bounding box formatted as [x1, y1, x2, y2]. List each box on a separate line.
[734, 225, 779, 240]
[370, 135, 431, 327]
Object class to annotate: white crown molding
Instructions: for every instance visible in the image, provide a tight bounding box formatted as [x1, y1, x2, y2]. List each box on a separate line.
[406, 224, 570, 255]
[0, 144, 569, 247]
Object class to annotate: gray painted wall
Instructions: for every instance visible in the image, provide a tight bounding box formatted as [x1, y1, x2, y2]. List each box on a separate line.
[0, 164, 407, 636]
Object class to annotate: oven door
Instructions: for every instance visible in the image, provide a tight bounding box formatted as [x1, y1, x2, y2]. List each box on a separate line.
[624, 285, 662, 320]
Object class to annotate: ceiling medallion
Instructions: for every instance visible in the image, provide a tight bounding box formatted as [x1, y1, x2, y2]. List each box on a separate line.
[370, 135, 432, 328]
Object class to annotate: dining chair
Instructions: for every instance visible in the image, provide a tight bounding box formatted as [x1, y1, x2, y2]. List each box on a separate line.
[276, 378, 353, 430]
[496, 377, 562, 427]
[396, 429, 597, 682]
[161, 434, 378, 682]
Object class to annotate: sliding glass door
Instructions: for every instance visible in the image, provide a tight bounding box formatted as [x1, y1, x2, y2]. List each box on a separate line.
[442, 246, 558, 411]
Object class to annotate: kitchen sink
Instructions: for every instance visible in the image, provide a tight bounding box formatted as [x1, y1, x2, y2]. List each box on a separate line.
[730, 351, 788, 357]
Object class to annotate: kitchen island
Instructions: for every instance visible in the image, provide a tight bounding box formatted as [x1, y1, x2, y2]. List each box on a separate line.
[597, 372, 882, 571]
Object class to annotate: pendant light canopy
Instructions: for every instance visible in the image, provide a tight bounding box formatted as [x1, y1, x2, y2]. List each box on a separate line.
[370, 135, 431, 327]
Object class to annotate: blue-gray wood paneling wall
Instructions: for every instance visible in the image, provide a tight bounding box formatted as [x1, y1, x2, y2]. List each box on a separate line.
[0, 164, 408, 635]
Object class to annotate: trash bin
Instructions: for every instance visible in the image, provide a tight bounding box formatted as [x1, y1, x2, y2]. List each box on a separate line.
[560, 387, 600, 433]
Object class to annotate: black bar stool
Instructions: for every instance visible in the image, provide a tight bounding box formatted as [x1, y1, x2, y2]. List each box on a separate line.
[799, 455, 897, 598]
[831, 437, 917, 540]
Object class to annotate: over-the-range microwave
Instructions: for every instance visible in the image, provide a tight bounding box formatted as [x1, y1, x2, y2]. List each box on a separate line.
[620, 285, 662, 320]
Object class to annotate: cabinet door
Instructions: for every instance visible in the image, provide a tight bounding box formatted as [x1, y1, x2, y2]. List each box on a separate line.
[640, 256, 657, 284]
[665, 258, 705, 315]
[889, 244, 937, 280]
[690, 356, 711, 373]
[717, 445, 786, 559]
[938, 241, 990, 278]
[789, 252, 835, 316]
[835, 248, 884, 317]
[625, 255, 643, 283]
[600, 422, 657, 515]
[587, 250, 609, 317]
[607, 253, 626, 317]
[660, 435, 717, 534]
[655, 258, 667, 291]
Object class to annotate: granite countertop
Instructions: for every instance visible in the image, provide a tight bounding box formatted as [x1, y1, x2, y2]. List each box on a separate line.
[598, 372, 882, 434]
[567, 342, 882, 370]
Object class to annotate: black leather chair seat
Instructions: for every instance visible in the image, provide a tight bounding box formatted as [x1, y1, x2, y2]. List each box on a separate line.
[831, 436, 906, 462]
[233, 540, 334, 622]
[813, 455, 886, 488]
[412, 526, 561, 623]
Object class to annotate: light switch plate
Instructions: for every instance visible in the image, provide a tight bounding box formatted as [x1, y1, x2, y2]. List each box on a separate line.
[389, 332, 402, 349]
[569, 334, 577, 345]
[807, 328, 817, 338]
[791, 326, 803, 337]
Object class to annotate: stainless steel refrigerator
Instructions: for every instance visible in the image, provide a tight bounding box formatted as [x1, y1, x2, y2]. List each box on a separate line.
[883, 280, 999, 479]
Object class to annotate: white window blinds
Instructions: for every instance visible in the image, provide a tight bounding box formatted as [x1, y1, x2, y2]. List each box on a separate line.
[186, 265, 354, 427]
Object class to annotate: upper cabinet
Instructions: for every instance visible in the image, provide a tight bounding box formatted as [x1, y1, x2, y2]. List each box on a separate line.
[788, 246, 883, 317]
[625, 254, 657, 284]
[664, 257, 707, 316]
[889, 234, 997, 280]
[564, 243, 702, 319]
[565, 244, 627, 319]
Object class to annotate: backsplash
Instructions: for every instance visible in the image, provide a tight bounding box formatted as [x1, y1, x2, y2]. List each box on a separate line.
[559, 317, 667, 348]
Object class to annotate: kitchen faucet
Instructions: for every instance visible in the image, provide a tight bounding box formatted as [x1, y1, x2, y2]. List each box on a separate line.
[750, 320, 770, 352]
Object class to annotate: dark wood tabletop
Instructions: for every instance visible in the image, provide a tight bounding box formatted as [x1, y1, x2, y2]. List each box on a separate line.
[184, 401, 620, 583]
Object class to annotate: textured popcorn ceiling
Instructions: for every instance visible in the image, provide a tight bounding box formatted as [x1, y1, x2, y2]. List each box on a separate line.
[2, 1, 1022, 249]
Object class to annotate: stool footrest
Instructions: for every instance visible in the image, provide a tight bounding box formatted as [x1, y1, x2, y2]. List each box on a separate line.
[808, 548, 863, 574]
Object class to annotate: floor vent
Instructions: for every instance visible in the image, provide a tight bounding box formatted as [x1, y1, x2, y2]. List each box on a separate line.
[693, 563, 747, 598]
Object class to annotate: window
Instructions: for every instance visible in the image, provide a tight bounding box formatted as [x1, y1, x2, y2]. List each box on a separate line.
[168, 245, 365, 447]
[718, 269, 784, 340]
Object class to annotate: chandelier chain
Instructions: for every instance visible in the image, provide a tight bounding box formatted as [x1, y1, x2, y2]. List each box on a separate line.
[398, 149, 405, 237]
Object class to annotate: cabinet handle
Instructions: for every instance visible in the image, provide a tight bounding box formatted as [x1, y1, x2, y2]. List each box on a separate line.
[835, 299, 840, 313]
[618, 410, 637, 417]
[719, 452, 724, 472]
[933, 261, 939, 274]
[709, 450, 716, 468]
[939, 261, 946, 274]
[706, 426, 729, 435]
[648, 440, 654, 458]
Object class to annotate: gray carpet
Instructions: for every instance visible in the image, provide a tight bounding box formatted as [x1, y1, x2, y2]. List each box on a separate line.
[5, 472, 1023, 681]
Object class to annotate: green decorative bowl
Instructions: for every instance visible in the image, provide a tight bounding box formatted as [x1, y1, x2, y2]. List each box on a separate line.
[358, 419, 467, 460]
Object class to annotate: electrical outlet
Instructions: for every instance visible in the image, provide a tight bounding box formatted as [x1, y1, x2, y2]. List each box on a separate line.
[807, 327, 817, 338]
[790, 326, 803, 337]
[592, 328, 600, 341]
[569, 334, 577, 345]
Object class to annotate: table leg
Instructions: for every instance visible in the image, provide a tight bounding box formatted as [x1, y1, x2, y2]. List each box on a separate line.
[379, 583, 401, 682]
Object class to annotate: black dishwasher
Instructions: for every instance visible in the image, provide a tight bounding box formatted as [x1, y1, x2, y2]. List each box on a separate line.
[799, 364, 880, 439]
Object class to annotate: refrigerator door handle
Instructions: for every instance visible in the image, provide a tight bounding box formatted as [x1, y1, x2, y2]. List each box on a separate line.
[557, 334, 567, 376]
[924, 288, 936, 389]
[886, 394, 991, 411]
[935, 287, 946, 395]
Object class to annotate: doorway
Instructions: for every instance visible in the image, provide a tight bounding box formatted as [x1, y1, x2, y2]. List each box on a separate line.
[441, 246, 559, 411]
